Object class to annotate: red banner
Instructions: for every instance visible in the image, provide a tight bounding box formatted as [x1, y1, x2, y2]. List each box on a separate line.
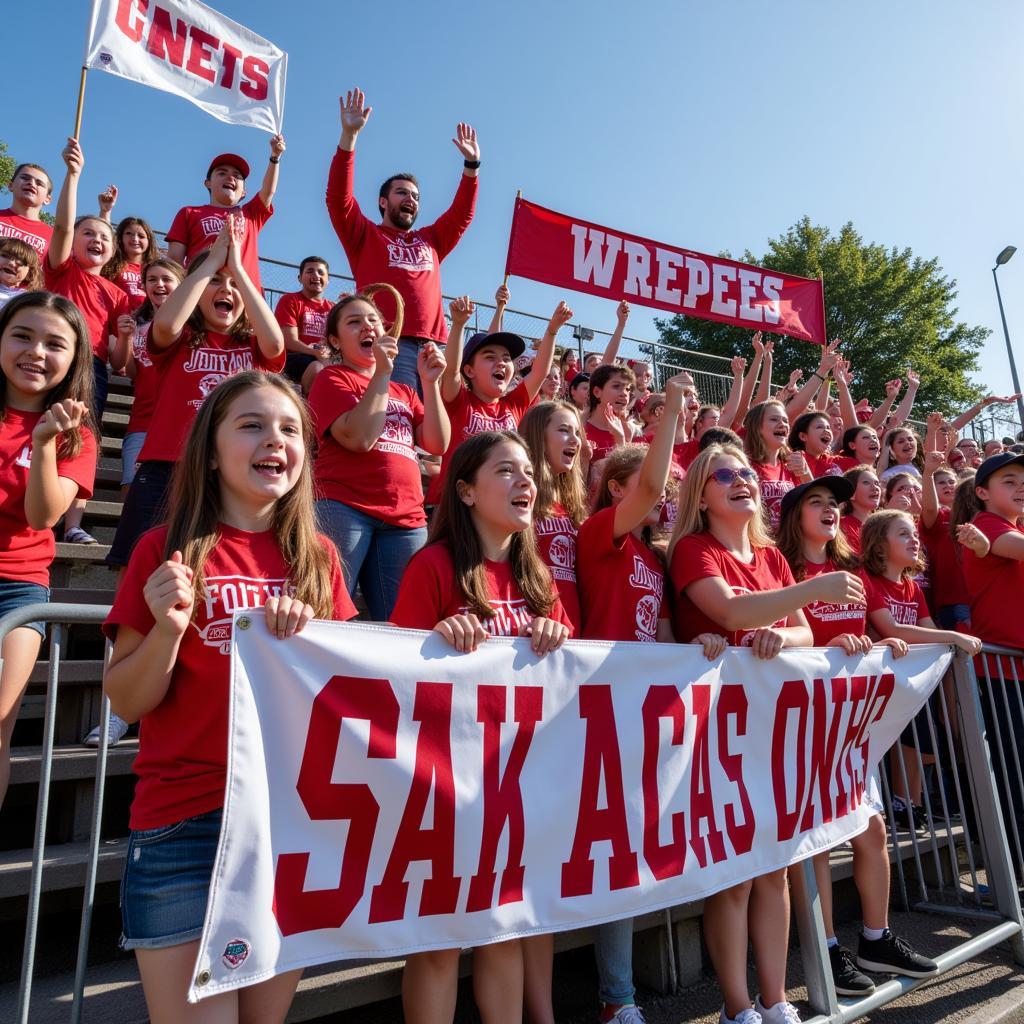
[504, 198, 827, 344]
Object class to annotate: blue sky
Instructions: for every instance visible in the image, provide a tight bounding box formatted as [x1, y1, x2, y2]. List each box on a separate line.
[5, 1, 1023, 393]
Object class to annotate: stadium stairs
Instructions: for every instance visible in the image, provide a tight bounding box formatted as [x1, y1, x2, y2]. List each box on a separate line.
[0, 376, 971, 1021]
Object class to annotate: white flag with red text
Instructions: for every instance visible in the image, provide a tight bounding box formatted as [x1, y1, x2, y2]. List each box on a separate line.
[84, 0, 286, 133]
[188, 619, 949, 1001]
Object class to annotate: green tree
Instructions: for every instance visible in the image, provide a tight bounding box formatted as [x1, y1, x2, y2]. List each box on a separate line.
[0, 137, 55, 225]
[655, 218, 988, 416]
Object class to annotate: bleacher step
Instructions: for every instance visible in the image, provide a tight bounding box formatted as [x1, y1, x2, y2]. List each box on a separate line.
[9, 741, 137, 785]
[28, 660, 106, 686]
[0, 837, 127, 899]
[83, 501, 123, 521]
[54, 543, 112, 564]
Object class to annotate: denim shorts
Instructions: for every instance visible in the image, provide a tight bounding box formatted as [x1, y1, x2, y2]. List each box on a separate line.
[120, 808, 222, 950]
[0, 579, 50, 638]
[120, 432, 147, 486]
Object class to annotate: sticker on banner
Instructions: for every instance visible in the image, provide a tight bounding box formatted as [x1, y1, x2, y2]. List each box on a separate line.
[222, 938, 251, 969]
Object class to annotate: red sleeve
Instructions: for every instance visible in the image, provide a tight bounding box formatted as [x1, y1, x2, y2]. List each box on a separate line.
[307, 367, 359, 440]
[860, 572, 885, 614]
[254, 338, 286, 374]
[580, 505, 628, 558]
[424, 172, 478, 261]
[42, 255, 74, 289]
[975, 511, 1018, 547]
[165, 206, 190, 247]
[404, 384, 425, 431]
[321, 536, 358, 621]
[325, 147, 368, 257]
[147, 325, 187, 364]
[505, 380, 532, 425]
[57, 426, 98, 500]
[103, 528, 164, 640]
[242, 194, 273, 229]
[274, 292, 299, 329]
[390, 545, 452, 629]
[670, 534, 723, 595]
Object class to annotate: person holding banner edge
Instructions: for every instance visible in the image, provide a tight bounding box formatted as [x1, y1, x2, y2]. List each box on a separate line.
[327, 87, 478, 395]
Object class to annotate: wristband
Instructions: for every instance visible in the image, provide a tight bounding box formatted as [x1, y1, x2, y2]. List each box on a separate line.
[463, 159, 481, 169]
[811, 371, 823, 381]
[269, 156, 280, 164]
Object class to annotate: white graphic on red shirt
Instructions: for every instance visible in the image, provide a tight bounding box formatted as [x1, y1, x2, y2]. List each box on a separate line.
[459, 598, 532, 637]
[15, 445, 31, 469]
[0, 222, 46, 253]
[376, 398, 417, 461]
[199, 214, 248, 239]
[122, 268, 143, 298]
[132, 330, 153, 368]
[759, 479, 793, 530]
[386, 236, 434, 272]
[884, 597, 920, 626]
[807, 600, 865, 624]
[301, 309, 327, 339]
[182, 348, 256, 408]
[535, 516, 577, 583]
[464, 407, 517, 440]
[195, 574, 289, 654]
[628, 554, 663, 642]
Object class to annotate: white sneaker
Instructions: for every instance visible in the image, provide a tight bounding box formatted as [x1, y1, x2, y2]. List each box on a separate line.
[601, 1005, 646, 1023]
[83, 713, 129, 747]
[755, 998, 802, 1024]
[720, 1008, 762, 1024]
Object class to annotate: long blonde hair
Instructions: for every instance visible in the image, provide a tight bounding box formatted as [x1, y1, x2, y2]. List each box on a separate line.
[668, 444, 773, 562]
[162, 371, 336, 619]
[518, 401, 588, 526]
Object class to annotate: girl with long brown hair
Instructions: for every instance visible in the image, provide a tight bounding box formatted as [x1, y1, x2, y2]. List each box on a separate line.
[742, 399, 810, 533]
[840, 465, 881, 553]
[103, 370, 356, 1023]
[101, 215, 158, 310]
[390, 429, 570, 1024]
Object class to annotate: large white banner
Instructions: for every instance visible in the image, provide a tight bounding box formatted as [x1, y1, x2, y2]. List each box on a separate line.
[84, 0, 287, 134]
[188, 619, 950, 1001]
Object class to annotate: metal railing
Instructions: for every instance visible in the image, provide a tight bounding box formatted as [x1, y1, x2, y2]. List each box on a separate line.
[9, 601, 1024, 1022]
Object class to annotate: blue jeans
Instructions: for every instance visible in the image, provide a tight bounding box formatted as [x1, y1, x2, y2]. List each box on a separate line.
[594, 917, 635, 1005]
[392, 337, 425, 397]
[316, 500, 426, 621]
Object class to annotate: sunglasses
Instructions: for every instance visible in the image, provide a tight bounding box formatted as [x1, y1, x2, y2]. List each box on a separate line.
[709, 467, 759, 486]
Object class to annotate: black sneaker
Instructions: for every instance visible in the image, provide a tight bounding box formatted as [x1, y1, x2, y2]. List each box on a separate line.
[891, 796, 927, 833]
[856, 930, 939, 978]
[829, 943, 875, 996]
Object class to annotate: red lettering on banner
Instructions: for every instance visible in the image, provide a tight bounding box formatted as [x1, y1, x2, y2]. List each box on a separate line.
[272, 675, 399, 937]
[466, 686, 543, 912]
[561, 686, 640, 897]
[799, 678, 845, 831]
[369, 683, 462, 922]
[851, 673, 895, 805]
[772, 680, 810, 842]
[186, 25, 220, 83]
[834, 675, 868, 817]
[688, 684, 726, 867]
[241, 55, 270, 100]
[641, 686, 687, 881]
[146, 6, 188, 66]
[220, 42, 242, 88]
[717, 685, 755, 855]
[115, 0, 147, 41]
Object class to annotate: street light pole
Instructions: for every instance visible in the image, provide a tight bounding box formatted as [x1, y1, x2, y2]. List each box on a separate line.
[993, 246, 1024, 436]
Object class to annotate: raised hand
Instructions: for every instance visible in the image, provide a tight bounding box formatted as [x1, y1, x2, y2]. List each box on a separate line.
[264, 592, 313, 640]
[885, 378, 902, 398]
[116, 314, 135, 345]
[270, 134, 286, 159]
[923, 450, 945, 475]
[97, 184, 118, 216]
[448, 295, 474, 326]
[223, 214, 244, 276]
[956, 523, 990, 557]
[786, 450, 811, 479]
[730, 355, 747, 376]
[616, 299, 631, 324]
[452, 122, 480, 162]
[494, 284, 510, 307]
[547, 300, 573, 334]
[788, 368, 804, 386]
[906, 368, 921, 387]
[596, 400, 627, 445]
[752, 331, 764, 353]
[33, 399, 88, 445]
[418, 341, 447, 384]
[143, 551, 195, 638]
[62, 137, 84, 176]
[372, 335, 399, 376]
[339, 88, 372, 137]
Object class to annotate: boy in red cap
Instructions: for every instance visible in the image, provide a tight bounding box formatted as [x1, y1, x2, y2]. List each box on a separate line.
[165, 134, 285, 292]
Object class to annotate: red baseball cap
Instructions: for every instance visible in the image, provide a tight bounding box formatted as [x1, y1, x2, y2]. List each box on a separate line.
[206, 153, 250, 180]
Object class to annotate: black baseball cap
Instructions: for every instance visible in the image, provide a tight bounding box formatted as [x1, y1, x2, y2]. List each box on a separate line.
[779, 475, 855, 521]
[460, 331, 526, 369]
[975, 452, 1024, 489]
[568, 371, 591, 390]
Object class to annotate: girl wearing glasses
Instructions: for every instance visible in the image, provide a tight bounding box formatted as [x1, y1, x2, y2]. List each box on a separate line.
[667, 444, 864, 1024]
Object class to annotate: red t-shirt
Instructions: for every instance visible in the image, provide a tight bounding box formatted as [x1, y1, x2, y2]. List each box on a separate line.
[752, 459, 797, 532]
[309, 365, 426, 528]
[862, 571, 929, 627]
[274, 291, 332, 351]
[111, 262, 145, 310]
[577, 505, 665, 642]
[390, 542, 571, 636]
[426, 381, 532, 505]
[0, 209, 52, 256]
[0, 411, 97, 586]
[962, 512, 1024, 650]
[670, 532, 796, 646]
[138, 327, 285, 463]
[43, 257, 130, 362]
[166, 195, 272, 293]
[326, 147, 477, 342]
[586, 421, 622, 464]
[534, 503, 580, 632]
[800, 558, 867, 645]
[673, 439, 700, 472]
[840, 514, 863, 554]
[104, 524, 356, 829]
[921, 507, 968, 611]
[807, 453, 856, 478]
[126, 322, 159, 434]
